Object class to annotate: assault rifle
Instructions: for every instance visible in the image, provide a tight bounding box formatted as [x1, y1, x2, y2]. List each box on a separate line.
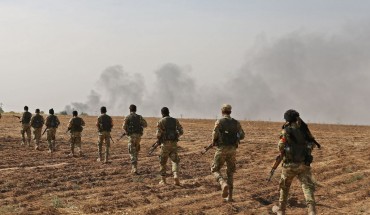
[201, 142, 215, 155]
[148, 141, 160, 155]
[116, 132, 127, 142]
[110, 136, 115, 144]
[268, 153, 283, 182]
[42, 127, 48, 136]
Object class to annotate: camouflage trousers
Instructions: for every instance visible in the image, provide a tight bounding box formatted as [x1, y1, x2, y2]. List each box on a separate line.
[128, 134, 141, 165]
[279, 163, 316, 207]
[211, 145, 237, 188]
[47, 128, 57, 151]
[21, 124, 31, 144]
[159, 141, 180, 176]
[98, 131, 111, 161]
[33, 127, 42, 146]
[70, 132, 82, 153]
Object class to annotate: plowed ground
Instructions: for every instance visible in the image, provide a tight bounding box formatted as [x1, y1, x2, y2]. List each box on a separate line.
[0, 115, 369, 215]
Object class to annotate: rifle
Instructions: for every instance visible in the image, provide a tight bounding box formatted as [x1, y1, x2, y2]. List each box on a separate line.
[148, 141, 160, 155]
[12, 115, 21, 119]
[268, 154, 283, 182]
[116, 132, 127, 142]
[42, 127, 48, 136]
[110, 136, 115, 144]
[300, 120, 321, 149]
[201, 142, 214, 155]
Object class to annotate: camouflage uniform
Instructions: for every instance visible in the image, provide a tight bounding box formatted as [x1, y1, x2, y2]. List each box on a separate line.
[156, 116, 183, 184]
[45, 115, 60, 152]
[30, 113, 45, 149]
[21, 111, 32, 145]
[275, 119, 316, 214]
[67, 116, 86, 156]
[211, 113, 245, 201]
[122, 112, 147, 173]
[96, 114, 113, 163]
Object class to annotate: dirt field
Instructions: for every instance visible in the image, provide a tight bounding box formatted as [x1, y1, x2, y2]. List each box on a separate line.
[0, 114, 369, 215]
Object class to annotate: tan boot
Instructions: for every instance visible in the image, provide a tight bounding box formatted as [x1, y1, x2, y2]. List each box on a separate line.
[131, 164, 138, 174]
[307, 203, 316, 215]
[219, 179, 229, 198]
[173, 172, 180, 186]
[159, 176, 167, 185]
[272, 204, 286, 215]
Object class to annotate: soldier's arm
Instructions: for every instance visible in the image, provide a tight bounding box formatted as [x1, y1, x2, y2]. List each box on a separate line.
[141, 116, 148, 128]
[176, 119, 184, 137]
[111, 117, 114, 128]
[30, 116, 35, 125]
[278, 129, 287, 152]
[95, 117, 100, 129]
[122, 116, 128, 132]
[237, 121, 245, 140]
[156, 120, 164, 140]
[81, 118, 86, 126]
[212, 120, 221, 143]
[45, 116, 50, 127]
[67, 118, 73, 129]
[41, 116, 45, 125]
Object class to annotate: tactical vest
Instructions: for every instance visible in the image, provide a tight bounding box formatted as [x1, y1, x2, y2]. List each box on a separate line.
[22, 112, 32, 124]
[70, 117, 83, 132]
[98, 114, 112, 132]
[283, 125, 310, 164]
[219, 118, 238, 145]
[162, 117, 178, 141]
[48, 115, 59, 128]
[31, 114, 43, 128]
[126, 114, 143, 135]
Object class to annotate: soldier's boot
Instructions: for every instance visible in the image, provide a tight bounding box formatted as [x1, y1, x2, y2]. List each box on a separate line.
[48, 141, 52, 153]
[307, 203, 317, 215]
[78, 147, 83, 157]
[131, 164, 138, 174]
[219, 178, 229, 198]
[104, 147, 110, 164]
[159, 176, 167, 185]
[173, 172, 180, 186]
[68, 145, 75, 157]
[272, 203, 286, 215]
[34, 140, 40, 150]
[225, 187, 233, 202]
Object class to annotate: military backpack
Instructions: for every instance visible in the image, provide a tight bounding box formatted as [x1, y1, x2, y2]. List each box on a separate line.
[283, 125, 313, 165]
[71, 117, 83, 132]
[126, 114, 143, 135]
[218, 118, 239, 146]
[162, 117, 178, 141]
[49, 115, 59, 128]
[98, 114, 112, 132]
[22, 112, 32, 124]
[31, 114, 43, 128]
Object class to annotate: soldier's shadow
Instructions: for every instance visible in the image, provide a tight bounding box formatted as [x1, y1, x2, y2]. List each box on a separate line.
[288, 197, 306, 208]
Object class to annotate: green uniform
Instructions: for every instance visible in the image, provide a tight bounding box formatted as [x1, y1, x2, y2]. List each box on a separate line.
[123, 112, 147, 167]
[96, 114, 113, 162]
[156, 116, 183, 177]
[67, 116, 86, 155]
[277, 120, 316, 211]
[30, 113, 45, 148]
[211, 115, 245, 192]
[45, 114, 60, 152]
[21, 111, 32, 145]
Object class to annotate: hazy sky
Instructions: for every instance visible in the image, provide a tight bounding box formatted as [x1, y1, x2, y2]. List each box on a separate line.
[1, 1, 370, 123]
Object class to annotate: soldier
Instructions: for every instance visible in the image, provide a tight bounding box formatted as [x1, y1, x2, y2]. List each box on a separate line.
[67, 110, 86, 157]
[272, 109, 317, 215]
[156, 107, 183, 185]
[20, 106, 32, 146]
[96, 106, 113, 163]
[122, 104, 147, 174]
[211, 104, 245, 202]
[30, 109, 44, 150]
[45, 108, 60, 153]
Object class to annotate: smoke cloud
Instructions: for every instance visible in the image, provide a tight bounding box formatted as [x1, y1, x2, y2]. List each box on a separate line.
[66, 24, 370, 125]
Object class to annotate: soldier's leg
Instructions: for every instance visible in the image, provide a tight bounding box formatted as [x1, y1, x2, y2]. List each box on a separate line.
[21, 126, 26, 145]
[128, 136, 139, 172]
[104, 134, 110, 163]
[276, 167, 297, 213]
[169, 146, 180, 185]
[97, 135, 103, 161]
[211, 149, 228, 198]
[159, 144, 169, 184]
[47, 129, 53, 152]
[26, 126, 31, 146]
[33, 128, 40, 150]
[75, 136, 82, 156]
[298, 165, 316, 215]
[69, 135, 75, 157]
[225, 149, 237, 201]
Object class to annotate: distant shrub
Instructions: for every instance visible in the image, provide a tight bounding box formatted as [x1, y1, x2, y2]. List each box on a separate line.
[58, 111, 68, 115]
[81, 112, 88, 116]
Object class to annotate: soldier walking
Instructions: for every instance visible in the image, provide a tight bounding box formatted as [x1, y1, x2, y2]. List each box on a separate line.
[156, 107, 183, 185]
[122, 104, 147, 174]
[30, 109, 44, 150]
[96, 106, 113, 163]
[211, 104, 245, 202]
[67, 110, 86, 157]
[45, 108, 60, 153]
[272, 109, 317, 215]
[20, 106, 32, 146]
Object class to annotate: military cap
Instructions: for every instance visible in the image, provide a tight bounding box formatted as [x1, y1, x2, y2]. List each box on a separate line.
[221, 104, 232, 112]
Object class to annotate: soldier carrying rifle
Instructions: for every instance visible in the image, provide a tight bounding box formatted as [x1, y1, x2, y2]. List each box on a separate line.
[67, 110, 85, 157]
[271, 109, 318, 215]
[19, 106, 32, 146]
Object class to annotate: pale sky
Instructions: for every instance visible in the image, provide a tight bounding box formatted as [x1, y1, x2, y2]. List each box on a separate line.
[1, 1, 370, 122]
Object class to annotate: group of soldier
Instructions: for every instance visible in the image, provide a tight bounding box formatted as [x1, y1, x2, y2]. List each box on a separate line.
[9, 104, 317, 215]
